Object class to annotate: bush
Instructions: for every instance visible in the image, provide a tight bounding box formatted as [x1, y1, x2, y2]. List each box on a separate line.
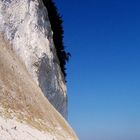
[42, 0, 70, 80]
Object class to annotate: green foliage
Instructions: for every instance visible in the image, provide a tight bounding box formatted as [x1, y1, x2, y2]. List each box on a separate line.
[42, 0, 70, 79]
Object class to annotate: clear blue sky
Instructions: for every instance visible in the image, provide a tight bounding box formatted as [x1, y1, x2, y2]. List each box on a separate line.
[54, 0, 140, 140]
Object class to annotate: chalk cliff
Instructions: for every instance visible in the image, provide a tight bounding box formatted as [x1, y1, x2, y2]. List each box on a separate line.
[0, 0, 67, 118]
[0, 0, 78, 139]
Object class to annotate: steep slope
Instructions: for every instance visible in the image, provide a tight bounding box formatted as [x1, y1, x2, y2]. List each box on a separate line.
[0, 35, 78, 139]
[0, 0, 67, 118]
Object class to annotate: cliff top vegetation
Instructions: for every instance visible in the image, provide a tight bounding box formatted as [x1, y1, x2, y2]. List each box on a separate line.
[42, 0, 70, 80]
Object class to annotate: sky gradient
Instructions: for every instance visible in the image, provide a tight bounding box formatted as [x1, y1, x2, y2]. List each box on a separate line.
[54, 0, 140, 140]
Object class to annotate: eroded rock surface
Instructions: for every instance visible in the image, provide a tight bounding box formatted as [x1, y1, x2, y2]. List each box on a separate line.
[0, 35, 78, 139]
[0, 0, 78, 139]
[0, 0, 67, 118]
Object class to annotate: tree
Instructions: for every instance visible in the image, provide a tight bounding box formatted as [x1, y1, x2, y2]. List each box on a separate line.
[42, 0, 70, 80]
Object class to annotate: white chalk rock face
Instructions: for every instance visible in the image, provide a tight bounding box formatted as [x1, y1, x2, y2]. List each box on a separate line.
[0, 0, 67, 118]
[0, 28, 78, 139]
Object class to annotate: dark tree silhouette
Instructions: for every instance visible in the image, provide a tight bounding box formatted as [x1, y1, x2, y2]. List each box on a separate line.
[42, 0, 70, 80]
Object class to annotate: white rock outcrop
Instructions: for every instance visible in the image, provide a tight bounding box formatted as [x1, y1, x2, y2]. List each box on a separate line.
[0, 0, 67, 118]
[0, 31, 78, 139]
[0, 0, 78, 139]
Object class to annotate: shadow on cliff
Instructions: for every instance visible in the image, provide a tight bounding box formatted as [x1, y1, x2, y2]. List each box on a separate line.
[37, 53, 67, 117]
[37, 54, 55, 100]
